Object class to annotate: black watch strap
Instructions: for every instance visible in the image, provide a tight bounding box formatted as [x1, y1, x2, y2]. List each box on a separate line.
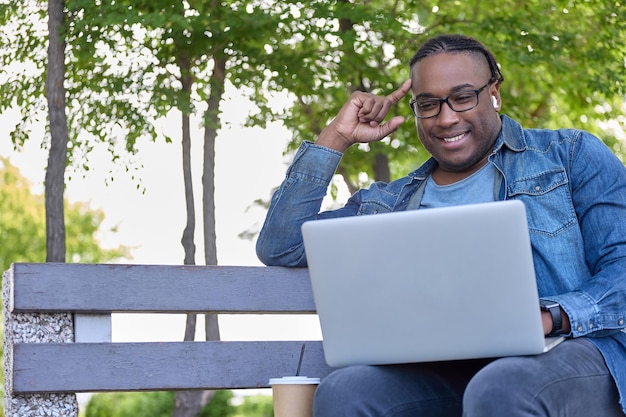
[540, 299, 563, 336]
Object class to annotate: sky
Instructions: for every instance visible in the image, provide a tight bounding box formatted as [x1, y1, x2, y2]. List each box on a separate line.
[0, 86, 323, 344]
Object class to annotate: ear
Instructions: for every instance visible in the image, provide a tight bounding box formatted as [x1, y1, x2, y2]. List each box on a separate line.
[489, 82, 502, 111]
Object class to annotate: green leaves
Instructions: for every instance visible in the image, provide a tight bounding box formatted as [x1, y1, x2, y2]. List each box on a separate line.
[0, 158, 129, 272]
[1, 0, 624, 189]
[279, 0, 626, 188]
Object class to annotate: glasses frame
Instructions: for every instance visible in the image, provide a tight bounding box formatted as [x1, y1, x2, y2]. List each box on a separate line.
[409, 80, 494, 119]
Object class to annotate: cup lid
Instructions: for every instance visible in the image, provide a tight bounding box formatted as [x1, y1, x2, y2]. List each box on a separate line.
[269, 376, 320, 385]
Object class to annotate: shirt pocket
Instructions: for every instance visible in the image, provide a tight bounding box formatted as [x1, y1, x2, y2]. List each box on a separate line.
[507, 170, 578, 236]
[357, 202, 394, 215]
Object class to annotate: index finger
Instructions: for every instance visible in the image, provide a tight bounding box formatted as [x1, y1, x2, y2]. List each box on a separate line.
[386, 79, 412, 105]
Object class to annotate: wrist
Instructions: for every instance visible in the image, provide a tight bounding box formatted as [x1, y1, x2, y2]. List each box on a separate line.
[316, 126, 352, 153]
[540, 299, 564, 336]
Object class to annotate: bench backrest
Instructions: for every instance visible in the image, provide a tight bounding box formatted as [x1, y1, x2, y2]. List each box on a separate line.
[3, 263, 335, 415]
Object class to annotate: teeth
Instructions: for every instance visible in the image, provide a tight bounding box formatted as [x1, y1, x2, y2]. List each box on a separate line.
[443, 133, 465, 143]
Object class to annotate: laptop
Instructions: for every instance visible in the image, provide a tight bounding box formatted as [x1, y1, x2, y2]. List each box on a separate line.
[301, 200, 565, 367]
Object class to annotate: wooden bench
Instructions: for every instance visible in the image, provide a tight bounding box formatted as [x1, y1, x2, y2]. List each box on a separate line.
[3, 262, 335, 417]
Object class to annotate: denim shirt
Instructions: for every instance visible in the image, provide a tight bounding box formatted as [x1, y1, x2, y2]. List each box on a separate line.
[257, 115, 626, 410]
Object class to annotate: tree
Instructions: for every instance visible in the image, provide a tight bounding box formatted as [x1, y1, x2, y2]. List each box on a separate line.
[0, 157, 129, 272]
[0, 0, 161, 182]
[54, 3, 316, 415]
[1, 2, 290, 415]
[45, 0, 69, 262]
[2, 0, 625, 191]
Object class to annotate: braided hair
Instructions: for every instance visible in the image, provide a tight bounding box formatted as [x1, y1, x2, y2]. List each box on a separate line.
[410, 34, 504, 84]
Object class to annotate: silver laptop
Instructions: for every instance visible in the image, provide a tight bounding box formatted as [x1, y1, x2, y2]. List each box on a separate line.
[302, 200, 564, 367]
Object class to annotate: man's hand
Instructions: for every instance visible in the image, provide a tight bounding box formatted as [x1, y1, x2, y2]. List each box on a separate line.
[316, 79, 412, 153]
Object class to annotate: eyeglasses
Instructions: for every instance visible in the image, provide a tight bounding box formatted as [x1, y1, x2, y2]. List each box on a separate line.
[409, 80, 493, 119]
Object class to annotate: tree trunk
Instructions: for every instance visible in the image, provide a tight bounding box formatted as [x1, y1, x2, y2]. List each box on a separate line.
[202, 54, 226, 344]
[202, 56, 226, 268]
[173, 391, 215, 417]
[373, 152, 390, 183]
[180, 53, 196, 266]
[172, 52, 216, 417]
[45, 0, 68, 263]
[180, 104, 199, 383]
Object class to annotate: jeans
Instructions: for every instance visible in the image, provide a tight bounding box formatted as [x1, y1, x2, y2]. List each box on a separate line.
[313, 338, 624, 417]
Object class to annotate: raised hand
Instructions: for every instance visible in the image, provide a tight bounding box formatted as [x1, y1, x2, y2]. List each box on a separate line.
[316, 79, 412, 153]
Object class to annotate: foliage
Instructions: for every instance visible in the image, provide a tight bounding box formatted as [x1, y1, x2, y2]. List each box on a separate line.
[0, 157, 129, 272]
[3, 0, 624, 191]
[261, 0, 626, 187]
[0, 0, 302, 173]
[1, 0, 624, 189]
[197, 391, 236, 417]
[84, 391, 274, 417]
[1, 0, 158, 181]
[232, 394, 274, 417]
[84, 390, 235, 417]
[84, 392, 175, 417]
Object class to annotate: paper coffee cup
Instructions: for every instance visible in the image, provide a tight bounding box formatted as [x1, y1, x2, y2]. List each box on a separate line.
[269, 376, 320, 417]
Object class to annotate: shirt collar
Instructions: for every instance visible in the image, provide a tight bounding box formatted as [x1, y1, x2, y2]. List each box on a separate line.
[495, 114, 527, 153]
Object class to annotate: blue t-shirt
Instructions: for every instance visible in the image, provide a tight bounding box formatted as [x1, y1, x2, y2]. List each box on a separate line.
[419, 163, 496, 209]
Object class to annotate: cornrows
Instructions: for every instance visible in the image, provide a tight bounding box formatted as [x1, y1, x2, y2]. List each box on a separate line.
[409, 34, 504, 85]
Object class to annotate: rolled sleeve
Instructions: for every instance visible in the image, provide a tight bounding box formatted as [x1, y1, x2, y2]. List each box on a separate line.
[256, 141, 343, 267]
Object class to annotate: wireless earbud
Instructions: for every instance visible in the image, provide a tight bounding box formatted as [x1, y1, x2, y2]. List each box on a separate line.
[492, 96, 498, 108]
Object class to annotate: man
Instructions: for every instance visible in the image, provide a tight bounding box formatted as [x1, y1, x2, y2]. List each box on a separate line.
[256, 34, 626, 416]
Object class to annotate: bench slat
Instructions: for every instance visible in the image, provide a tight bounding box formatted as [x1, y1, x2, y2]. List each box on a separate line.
[11, 263, 316, 313]
[13, 340, 335, 394]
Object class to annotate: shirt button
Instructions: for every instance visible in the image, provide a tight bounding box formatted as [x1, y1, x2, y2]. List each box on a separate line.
[577, 324, 584, 332]
[619, 318, 624, 326]
[535, 185, 541, 191]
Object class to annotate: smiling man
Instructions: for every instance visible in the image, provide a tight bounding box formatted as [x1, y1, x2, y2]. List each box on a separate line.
[256, 34, 626, 416]
[410, 51, 502, 185]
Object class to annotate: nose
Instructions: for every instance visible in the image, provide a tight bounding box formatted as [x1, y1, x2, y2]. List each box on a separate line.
[436, 99, 460, 126]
